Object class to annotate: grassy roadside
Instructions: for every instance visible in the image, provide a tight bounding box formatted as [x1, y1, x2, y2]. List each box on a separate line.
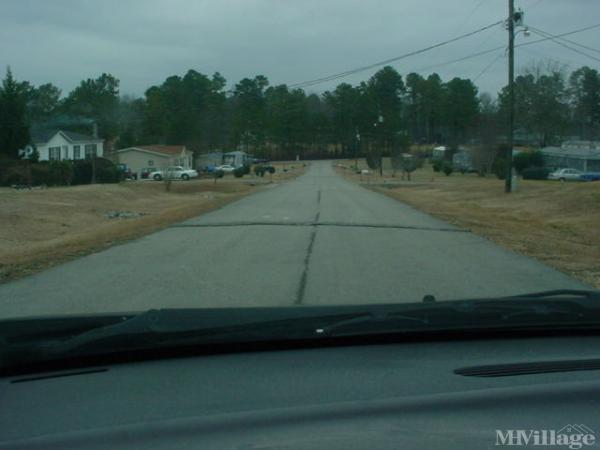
[1, 162, 305, 283]
[336, 159, 600, 288]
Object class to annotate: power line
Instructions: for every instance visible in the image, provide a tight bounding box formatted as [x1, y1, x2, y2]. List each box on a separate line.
[528, 0, 544, 10]
[287, 20, 504, 88]
[527, 25, 600, 54]
[455, 0, 488, 31]
[392, 23, 600, 79]
[413, 45, 505, 73]
[516, 23, 600, 51]
[528, 28, 600, 64]
[289, 21, 600, 90]
[473, 52, 505, 81]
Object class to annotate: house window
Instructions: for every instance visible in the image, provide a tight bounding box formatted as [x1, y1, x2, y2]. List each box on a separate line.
[63, 145, 69, 159]
[73, 145, 81, 159]
[49, 146, 61, 161]
[84, 144, 97, 159]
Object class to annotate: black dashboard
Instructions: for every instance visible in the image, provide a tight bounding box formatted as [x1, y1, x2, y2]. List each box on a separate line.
[2, 335, 600, 449]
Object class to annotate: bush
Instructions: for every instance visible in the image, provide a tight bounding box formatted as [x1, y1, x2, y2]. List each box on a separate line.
[522, 166, 550, 180]
[72, 158, 120, 184]
[254, 165, 266, 177]
[94, 159, 120, 183]
[513, 151, 545, 174]
[432, 160, 443, 172]
[267, 166, 275, 174]
[233, 167, 245, 178]
[1, 164, 29, 185]
[242, 165, 251, 175]
[31, 163, 52, 185]
[214, 169, 225, 179]
[72, 160, 92, 185]
[48, 161, 73, 185]
[492, 158, 507, 180]
[442, 162, 453, 176]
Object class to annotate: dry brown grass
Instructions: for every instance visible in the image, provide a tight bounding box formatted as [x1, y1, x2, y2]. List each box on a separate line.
[337, 159, 600, 288]
[0, 163, 305, 283]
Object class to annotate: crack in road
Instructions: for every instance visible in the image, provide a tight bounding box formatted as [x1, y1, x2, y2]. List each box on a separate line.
[172, 222, 468, 233]
[294, 189, 322, 305]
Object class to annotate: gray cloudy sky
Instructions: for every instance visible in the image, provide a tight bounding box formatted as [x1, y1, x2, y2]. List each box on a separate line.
[1, 0, 598, 98]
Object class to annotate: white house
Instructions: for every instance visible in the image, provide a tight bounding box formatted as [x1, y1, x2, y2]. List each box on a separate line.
[432, 146, 446, 160]
[20, 130, 104, 161]
[223, 150, 250, 167]
[114, 145, 193, 178]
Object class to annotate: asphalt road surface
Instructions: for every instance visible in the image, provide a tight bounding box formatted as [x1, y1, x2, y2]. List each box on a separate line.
[0, 161, 588, 318]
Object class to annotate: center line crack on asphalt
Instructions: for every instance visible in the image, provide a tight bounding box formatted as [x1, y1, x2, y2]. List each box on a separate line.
[296, 188, 321, 305]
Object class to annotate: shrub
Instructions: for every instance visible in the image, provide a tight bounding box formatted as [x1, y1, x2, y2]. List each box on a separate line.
[1, 164, 29, 185]
[254, 165, 266, 177]
[442, 162, 453, 176]
[31, 163, 52, 185]
[267, 166, 275, 174]
[94, 159, 120, 183]
[492, 158, 507, 180]
[513, 151, 544, 174]
[72, 160, 92, 185]
[214, 169, 225, 178]
[432, 160, 443, 172]
[233, 167, 245, 178]
[522, 166, 550, 180]
[48, 161, 73, 185]
[72, 158, 120, 184]
[242, 165, 251, 175]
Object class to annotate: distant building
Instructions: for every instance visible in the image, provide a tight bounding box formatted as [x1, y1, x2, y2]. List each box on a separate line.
[223, 151, 250, 167]
[541, 141, 600, 172]
[432, 146, 446, 160]
[19, 129, 104, 161]
[452, 149, 474, 172]
[196, 152, 224, 171]
[114, 145, 193, 177]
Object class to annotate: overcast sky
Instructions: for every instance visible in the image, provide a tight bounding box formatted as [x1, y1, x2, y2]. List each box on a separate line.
[1, 0, 598, 99]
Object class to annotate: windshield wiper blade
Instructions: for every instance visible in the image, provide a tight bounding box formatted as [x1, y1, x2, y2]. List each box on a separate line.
[313, 311, 431, 337]
[501, 289, 600, 301]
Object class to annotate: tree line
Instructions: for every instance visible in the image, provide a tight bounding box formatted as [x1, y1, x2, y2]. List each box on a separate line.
[1, 61, 599, 164]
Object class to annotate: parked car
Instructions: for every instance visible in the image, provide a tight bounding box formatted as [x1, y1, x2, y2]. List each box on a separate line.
[149, 166, 198, 181]
[120, 168, 138, 180]
[215, 164, 236, 173]
[547, 168, 583, 181]
[580, 172, 600, 182]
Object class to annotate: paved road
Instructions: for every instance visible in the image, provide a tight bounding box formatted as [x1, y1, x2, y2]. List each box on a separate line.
[0, 161, 588, 318]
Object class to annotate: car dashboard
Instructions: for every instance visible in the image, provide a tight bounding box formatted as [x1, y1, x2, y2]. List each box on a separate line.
[2, 334, 600, 449]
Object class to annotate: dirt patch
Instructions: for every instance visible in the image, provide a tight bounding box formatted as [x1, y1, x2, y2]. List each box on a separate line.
[336, 160, 600, 288]
[0, 164, 305, 283]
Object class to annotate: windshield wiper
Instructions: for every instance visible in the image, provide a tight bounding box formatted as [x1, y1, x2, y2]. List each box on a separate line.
[501, 289, 600, 301]
[2, 289, 600, 374]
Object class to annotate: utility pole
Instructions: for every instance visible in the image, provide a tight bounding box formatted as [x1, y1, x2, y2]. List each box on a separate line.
[505, 0, 515, 193]
[355, 127, 360, 169]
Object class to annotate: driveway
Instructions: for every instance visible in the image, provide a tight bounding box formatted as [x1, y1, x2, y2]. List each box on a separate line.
[0, 161, 587, 318]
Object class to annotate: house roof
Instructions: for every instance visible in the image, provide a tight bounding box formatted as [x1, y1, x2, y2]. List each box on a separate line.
[31, 129, 100, 144]
[224, 150, 247, 156]
[541, 146, 600, 160]
[136, 145, 187, 155]
[115, 145, 189, 157]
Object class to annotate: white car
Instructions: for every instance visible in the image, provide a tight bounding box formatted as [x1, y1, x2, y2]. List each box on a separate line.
[215, 164, 236, 173]
[149, 166, 198, 181]
[547, 168, 583, 182]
